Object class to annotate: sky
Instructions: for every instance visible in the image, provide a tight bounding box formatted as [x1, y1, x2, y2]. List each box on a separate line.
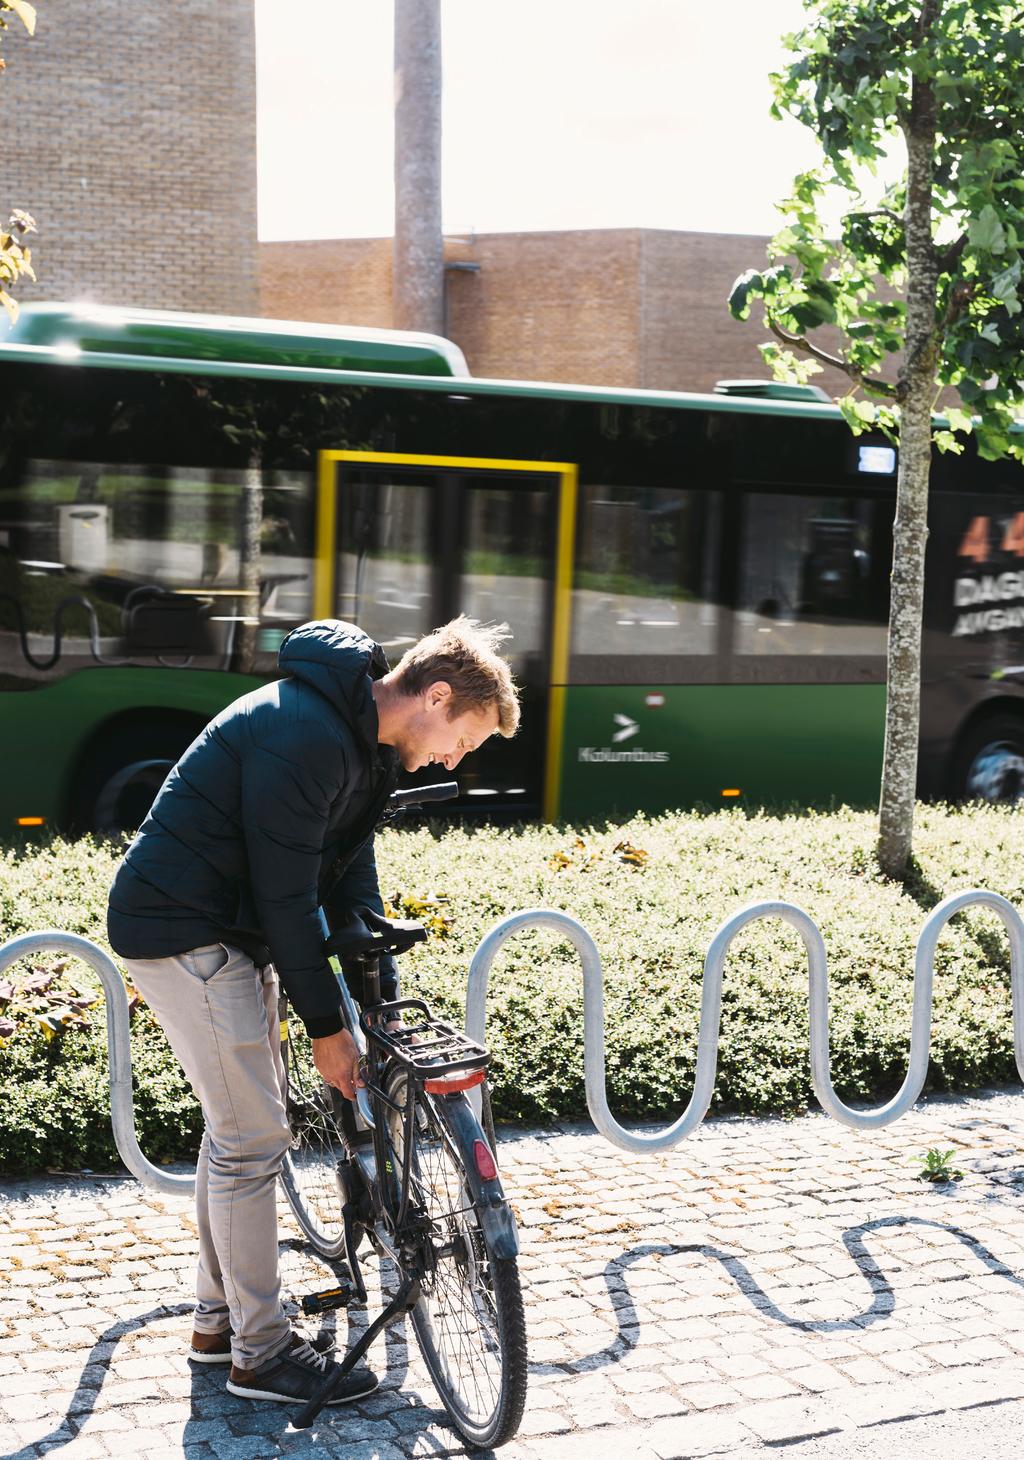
[255, 0, 902, 245]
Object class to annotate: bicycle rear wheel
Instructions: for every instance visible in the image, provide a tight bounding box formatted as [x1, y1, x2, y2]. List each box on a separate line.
[279, 1018, 350, 1259]
[384, 1064, 527, 1449]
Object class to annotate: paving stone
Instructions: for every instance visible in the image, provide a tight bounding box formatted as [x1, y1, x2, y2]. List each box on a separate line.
[647, 1412, 758, 1456]
[737, 1395, 843, 1444]
[6, 1087, 1024, 1458]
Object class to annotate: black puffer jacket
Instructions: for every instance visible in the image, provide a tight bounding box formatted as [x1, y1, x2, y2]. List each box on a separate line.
[107, 620, 400, 1037]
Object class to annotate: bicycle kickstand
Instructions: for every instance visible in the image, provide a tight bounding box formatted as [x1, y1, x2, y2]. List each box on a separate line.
[291, 1268, 422, 1430]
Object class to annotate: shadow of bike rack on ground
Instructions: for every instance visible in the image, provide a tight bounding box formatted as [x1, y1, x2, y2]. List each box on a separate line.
[1, 888, 1022, 1191]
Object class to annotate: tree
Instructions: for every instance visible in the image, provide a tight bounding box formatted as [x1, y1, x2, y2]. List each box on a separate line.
[393, 0, 443, 335]
[0, 0, 37, 319]
[729, 1, 1024, 877]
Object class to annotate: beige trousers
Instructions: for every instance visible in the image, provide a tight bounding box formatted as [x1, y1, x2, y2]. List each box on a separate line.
[123, 942, 293, 1370]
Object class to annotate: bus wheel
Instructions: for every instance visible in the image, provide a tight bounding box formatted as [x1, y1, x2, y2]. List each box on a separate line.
[69, 724, 196, 837]
[953, 714, 1024, 805]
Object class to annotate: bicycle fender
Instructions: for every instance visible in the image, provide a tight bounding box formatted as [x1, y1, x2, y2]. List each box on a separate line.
[477, 1195, 520, 1259]
[437, 1094, 521, 1259]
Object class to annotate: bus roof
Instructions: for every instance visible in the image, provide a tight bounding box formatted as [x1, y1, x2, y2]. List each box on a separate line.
[2, 301, 990, 432]
[1, 302, 469, 378]
[0, 302, 854, 422]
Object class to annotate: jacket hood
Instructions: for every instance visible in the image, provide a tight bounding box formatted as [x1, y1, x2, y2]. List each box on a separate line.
[278, 619, 390, 750]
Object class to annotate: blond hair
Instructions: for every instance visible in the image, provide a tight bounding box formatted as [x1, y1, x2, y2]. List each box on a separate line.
[392, 616, 520, 736]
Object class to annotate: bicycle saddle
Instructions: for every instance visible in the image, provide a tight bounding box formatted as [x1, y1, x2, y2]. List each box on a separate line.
[324, 907, 427, 960]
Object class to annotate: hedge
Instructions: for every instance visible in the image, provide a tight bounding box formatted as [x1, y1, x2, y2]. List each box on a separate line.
[0, 803, 1021, 1173]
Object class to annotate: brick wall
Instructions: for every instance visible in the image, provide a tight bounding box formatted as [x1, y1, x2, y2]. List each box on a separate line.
[443, 229, 642, 387]
[3, 0, 257, 314]
[259, 227, 855, 395]
[262, 238, 393, 331]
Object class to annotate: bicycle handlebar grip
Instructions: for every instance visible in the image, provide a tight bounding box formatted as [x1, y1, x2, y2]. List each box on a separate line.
[388, 780, 459, 809]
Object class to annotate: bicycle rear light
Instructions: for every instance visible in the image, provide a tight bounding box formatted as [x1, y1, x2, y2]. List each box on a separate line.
[423, 1068, 487, 1094]
[473, 1139, 498, 1181]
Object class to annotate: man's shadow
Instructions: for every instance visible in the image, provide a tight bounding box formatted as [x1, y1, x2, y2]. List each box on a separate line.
[2, 1275, 453, 1460]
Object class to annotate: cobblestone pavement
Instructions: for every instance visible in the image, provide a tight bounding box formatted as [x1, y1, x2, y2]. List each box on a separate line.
[3, 1087, 1024, 1459]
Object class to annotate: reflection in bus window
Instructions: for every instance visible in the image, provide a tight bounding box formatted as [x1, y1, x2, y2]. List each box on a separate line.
[337, 479, 434, 652]
[571, 485, 719, 660]
[736, 494, 888, 658]
[461, 484, 548, 667]
[0, 460, 313, 682]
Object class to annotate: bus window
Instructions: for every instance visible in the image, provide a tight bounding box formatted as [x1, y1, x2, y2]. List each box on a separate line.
[0, 459, 314, 682]
[734, 494, 889, 667]
[461, 483, 547, 664]
[570, 484, 719, 681]
[336, 477, 434, 653]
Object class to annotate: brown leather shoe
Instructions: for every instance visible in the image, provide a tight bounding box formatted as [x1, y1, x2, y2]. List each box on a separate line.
[190, 1326, 335, 1366]
[189, 1327, 233, 1364]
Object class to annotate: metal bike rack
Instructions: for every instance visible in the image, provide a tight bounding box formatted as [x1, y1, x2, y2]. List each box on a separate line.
[2, 888, 1022, 1183]
[465, 891, 1024, 1154]
[0, 930, 196, 1197]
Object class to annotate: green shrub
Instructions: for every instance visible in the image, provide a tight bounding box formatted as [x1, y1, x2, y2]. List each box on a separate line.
[0, 804, 1022, 1172]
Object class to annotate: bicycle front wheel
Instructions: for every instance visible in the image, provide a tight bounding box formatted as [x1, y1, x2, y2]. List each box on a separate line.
[384, 1065, 527, 1449]
[279, 1018, 350, 1260]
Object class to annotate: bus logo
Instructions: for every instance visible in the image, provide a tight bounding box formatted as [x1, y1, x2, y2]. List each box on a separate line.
[578, 710, 670, 765]
[612, 714, 639, 743]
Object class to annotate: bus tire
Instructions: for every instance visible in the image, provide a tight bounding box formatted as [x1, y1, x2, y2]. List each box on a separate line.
[68, 720, 201, 837]
[951, 712, 1024, 805]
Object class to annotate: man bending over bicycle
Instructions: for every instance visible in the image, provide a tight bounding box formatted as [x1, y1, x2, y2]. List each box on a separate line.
[107, 617, 520, 1408]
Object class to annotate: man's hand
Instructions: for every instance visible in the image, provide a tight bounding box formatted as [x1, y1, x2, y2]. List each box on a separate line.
[311, 1028, 364, 1101]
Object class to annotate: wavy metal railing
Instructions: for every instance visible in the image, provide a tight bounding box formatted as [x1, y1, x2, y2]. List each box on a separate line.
[465, 891, 1024, 1154]
[0, 930, 196, 1196]
[3, 888, 1022, 1186]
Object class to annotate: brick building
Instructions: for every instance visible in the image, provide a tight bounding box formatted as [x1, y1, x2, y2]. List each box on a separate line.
[4, 1, 841, 395]
[4, 0, 257, 315]
[259, 228, 854, 396]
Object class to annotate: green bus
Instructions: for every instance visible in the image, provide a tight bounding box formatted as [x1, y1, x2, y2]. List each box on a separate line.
[1, 301, 1022, 834]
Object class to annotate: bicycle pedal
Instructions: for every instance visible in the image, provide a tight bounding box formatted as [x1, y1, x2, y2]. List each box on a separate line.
[300, 1283, 354, 1315]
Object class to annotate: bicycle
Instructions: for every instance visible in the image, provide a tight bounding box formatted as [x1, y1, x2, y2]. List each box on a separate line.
[277, 782, 528, 1448]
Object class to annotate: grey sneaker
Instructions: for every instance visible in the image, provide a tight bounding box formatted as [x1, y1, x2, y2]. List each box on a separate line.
[226, 1333, 377, 1406]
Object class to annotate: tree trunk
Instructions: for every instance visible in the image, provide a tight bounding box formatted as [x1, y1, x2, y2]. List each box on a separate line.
[393, 0, 444, 336]
[876, 18, 939, 878]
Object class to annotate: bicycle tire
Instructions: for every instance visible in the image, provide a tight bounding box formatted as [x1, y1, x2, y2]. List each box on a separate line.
[279, 1017, 352, 1260]
[384, 1063, 527, 1449]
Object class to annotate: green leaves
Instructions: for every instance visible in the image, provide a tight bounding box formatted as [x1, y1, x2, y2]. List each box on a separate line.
[727, 269, 764, 322]
[914, 1146, 964, 1182]
[0, 0, 39, 319]
[968, 204, 1007, 255]
[731, 2, 1024, 470]
[989, 258, 1021, 315]
[838, 396, 879, 434]
[943, 405, 974, 435]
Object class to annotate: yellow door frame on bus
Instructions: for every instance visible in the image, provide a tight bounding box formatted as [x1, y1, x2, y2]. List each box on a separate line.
[314, 450, 578, 821]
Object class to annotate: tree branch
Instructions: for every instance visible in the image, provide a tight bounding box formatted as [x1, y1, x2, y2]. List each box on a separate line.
[765, 314, 899, 398]
[940, 277, 976, 330]
[844, 208, 903, 227]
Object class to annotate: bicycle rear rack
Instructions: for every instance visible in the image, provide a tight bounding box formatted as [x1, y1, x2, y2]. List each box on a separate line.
[363, 997, 490, 1090]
